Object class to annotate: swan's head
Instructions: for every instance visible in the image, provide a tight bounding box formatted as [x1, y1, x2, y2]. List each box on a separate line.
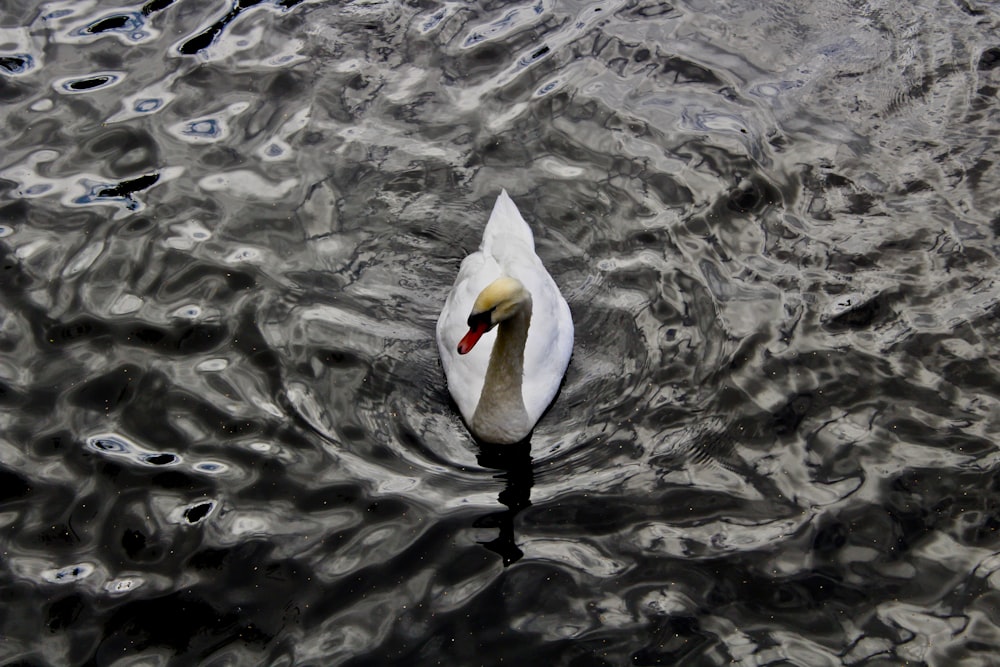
[458, 276, 530, 355]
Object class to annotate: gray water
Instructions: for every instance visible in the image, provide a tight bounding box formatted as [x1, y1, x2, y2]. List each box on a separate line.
[2, 0, 1000, 665]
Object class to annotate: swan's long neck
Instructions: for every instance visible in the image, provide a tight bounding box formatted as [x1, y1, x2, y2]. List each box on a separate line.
[471, 298, 532, 444]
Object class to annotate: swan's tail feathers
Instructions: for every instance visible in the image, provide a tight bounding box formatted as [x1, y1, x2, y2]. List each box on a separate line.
[482, 190, 536, 255]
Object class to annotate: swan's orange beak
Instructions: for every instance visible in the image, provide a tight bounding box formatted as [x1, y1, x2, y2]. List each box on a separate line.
[458, 320, 490, 355]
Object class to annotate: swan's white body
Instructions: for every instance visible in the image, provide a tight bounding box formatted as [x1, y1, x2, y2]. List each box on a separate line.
[436, 190, 573, 443]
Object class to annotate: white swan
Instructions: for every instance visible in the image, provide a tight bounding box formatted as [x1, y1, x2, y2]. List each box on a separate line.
[436, 190, 573, 444]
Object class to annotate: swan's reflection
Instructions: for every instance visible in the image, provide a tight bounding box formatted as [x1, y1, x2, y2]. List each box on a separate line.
[473, 439, 533, 566]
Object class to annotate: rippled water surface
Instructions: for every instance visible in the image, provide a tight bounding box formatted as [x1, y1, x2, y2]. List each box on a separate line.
[3, 0, 1000, 664]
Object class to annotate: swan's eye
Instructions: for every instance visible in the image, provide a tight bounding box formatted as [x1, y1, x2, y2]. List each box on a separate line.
[467, 309, 494, 330]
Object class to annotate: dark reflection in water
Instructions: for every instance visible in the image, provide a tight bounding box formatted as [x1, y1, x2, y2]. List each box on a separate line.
[2, 0, 1000, 664]
[179, 0, 307, 55]
[476, 439, 534, 566]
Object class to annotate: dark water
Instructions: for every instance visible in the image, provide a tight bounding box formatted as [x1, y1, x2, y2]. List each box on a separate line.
[2, 0, 1000, 664]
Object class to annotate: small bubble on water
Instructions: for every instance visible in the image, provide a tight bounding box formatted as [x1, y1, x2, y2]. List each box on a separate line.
[227, 247, 261, 262]
[87, 434, 133, 454]
[536, 80, 558, 96]
[105, 577, 143, 594]
[184, 119, 220, 137]
[58, 73, 122, 93]
[135, 98, 162, 113]
[172, 304, 202, 318]
[142, 453, 179, 466]
[42, 563, 95, 583]
[0, 54, 34, 75]
[184, 501, 215, 523]
[193, 461, 228, 474]
[86, 14, 133, 34]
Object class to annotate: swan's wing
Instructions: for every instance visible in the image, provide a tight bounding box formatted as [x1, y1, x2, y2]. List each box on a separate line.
[521, 266, 574, 424]
[436, 250, 502, 424]
[485, 191, 574, 425]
